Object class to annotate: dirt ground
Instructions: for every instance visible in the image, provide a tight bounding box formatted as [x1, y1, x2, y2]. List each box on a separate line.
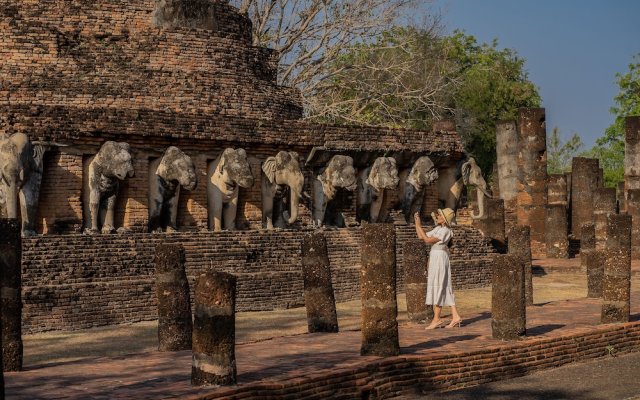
[23, 272, 616, 367]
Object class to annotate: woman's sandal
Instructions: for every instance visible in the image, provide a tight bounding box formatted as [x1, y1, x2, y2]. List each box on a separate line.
[445, 318, 462, 328]
[425, 320, 445, 330]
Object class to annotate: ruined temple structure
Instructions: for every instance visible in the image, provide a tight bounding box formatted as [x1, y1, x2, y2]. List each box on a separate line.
[0, 0, 500, 333]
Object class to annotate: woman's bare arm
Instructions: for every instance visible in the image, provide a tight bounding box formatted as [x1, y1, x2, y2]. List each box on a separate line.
[414, 212, 440, 244]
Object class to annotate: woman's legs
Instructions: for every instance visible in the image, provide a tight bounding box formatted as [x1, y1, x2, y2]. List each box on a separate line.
[445, 305, 462, 328]
[425, 305, 444, 329]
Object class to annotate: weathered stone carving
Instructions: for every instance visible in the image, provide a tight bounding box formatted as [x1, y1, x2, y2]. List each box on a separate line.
[399, 156, 438, 223]
[437, 156, 491, 223]
[0, 133, 45, 237]
[153, 0, 220, 31]
[312, 155, 357, 227]
[207, 148, 254, 231]
[356, 157, 399, 223]
[149, 146, 197, 233]
[261, 151, 304, 229]
[84, 141, 135, 234]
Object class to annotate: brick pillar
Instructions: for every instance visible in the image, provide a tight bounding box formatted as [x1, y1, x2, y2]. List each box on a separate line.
[601, 214, 631, 324]
[571, 157, 600, 234]
[516, 108, 548, 253]
[581, 223, 601, 298]
[474, 198, 506, 250]
[508, 225, 533, 306]
[301, 232, 338, 333]
[155, 243, 192, 351]
[545, 204, 568, 258]
[491, 254, 526, 340]
[625, 117, 640, 200]
[192, 271, 237, 386]
[178, 154, 209, 230]
[593, 188, 617, 251]
[0, 219, 22, 371]
[628, 189, 640, 259]
[360, 223, 399, 357]
[403, 238, 432, 322]
[547, 174, 568, 206]
[496, 120, 519, 207]
[119, 154, 149, 232]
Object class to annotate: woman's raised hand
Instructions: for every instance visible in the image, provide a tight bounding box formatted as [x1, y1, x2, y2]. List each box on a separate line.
[414, 212, 421, 226]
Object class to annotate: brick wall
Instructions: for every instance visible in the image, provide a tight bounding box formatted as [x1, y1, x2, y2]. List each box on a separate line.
[21, 225, 496, 333]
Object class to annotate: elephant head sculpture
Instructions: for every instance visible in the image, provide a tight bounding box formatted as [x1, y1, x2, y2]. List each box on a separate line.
[148, 146, 197, 233]
[208, 148, 254, 231]
[0, 132, 45, 237]
[400, 156, 438, 223]
[261, 151, 304, 229]
[356, 156, 399, 223]
[437, 156, 491, 223]
[312, 154, 357, 227]
[84, 141, 135, 234]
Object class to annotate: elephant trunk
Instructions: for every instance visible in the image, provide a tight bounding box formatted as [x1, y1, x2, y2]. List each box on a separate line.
[287, 189, 299, 224]
[402, 184, 418, 223]
[471, 186, 487, 219]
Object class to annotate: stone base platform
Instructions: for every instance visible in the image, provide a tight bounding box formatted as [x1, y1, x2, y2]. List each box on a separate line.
[6, 293, 640, 399]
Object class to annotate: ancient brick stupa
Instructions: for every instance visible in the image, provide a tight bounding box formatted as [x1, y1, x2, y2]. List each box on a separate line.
[1, 1, 496, 335]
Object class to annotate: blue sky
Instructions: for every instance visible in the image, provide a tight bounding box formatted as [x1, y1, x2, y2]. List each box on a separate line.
[428, 0, 640, 148]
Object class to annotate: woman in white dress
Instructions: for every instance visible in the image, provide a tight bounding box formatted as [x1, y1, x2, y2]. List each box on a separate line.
[414, 208, 462, 329]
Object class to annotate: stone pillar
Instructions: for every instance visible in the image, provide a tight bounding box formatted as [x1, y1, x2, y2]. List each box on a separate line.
[301, 232, 338, 333]
[625, 117, 640, 198]
[192, 271, 237, 386]
[496, 121, 519, 233]
[516, 108, 548, 252]
[475, 198, 506, 250]
[508, 225, 533, 306]
[0, 219, 22, 371]
[547, 174, 568, 206]
[570, 157, 600, 235]
[601, 214, 632, 324]
[628, 189, 640, 260]
[545, 204, 568, 258]
[581, 223, 601, 298]
[593, 188, 617, 251]
[491, 254, 526, 340]
[565, 172, 573, 233]
[360, 223, 399, 357]
[155, 243, 192, 351]
[617, 181, 626, 213]
[403, 238, 432, 322]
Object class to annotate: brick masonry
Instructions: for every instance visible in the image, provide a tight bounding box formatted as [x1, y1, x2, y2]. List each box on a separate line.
[21, 225, 496, 333]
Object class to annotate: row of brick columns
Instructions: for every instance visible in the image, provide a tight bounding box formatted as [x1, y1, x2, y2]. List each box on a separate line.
[0, 217, 634, 389]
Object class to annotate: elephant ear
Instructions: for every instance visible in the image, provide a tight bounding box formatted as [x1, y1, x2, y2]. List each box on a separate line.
[262, 157, 277, 184]
[461, 160, 472, 185]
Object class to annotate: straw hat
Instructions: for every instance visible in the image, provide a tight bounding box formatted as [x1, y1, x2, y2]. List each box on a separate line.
[438, 208, 455, 226]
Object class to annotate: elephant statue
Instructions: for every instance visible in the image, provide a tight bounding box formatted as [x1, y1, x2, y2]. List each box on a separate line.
[148, 146, 197, 233]
[261, 151, 304, 229]
[312, 154, 357, 228]
[356, 157, 399, 223]
[84, 141, 135, 234]
[207, 148, 254, 231]
[437, 156, 491, 223]
[0, 132, 45, 237]
[399, 156, 439, 223]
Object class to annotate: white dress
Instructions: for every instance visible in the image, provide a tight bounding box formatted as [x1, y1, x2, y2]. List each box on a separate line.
[425, 225, 455, 306]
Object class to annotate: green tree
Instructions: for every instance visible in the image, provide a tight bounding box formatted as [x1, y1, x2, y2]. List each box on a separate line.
[589, 54, 640, 188]
[445, 31, 541, 174]
[547, 127, 584, 174]
[312, 29, 541, 176]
